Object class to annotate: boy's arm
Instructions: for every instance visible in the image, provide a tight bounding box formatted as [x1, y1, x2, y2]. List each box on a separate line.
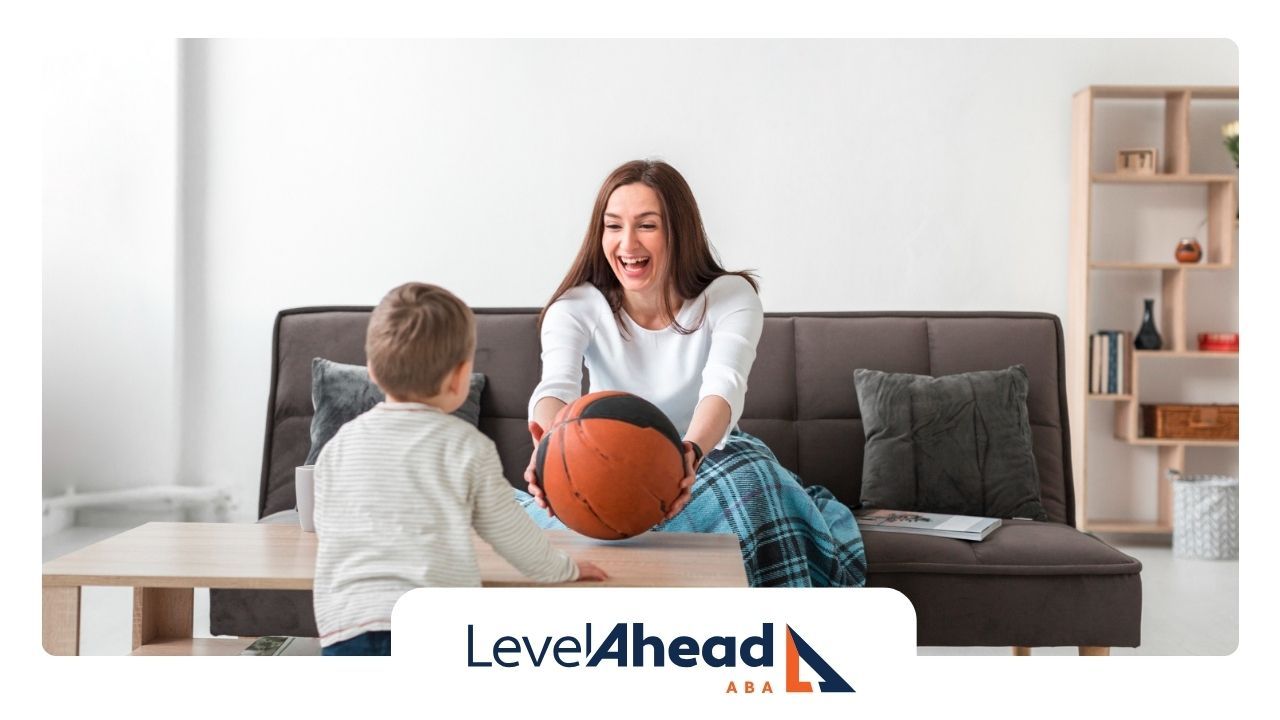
[469, 445, 580, 583]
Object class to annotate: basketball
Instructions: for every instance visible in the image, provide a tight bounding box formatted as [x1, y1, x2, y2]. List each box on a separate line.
[534, 391, 687, 540]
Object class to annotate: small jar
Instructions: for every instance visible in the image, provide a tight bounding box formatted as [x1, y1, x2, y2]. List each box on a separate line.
[1175, 237, 1203, 264]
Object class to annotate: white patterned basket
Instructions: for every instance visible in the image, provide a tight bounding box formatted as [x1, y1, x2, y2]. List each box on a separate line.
[1169, 471, 1239, 560]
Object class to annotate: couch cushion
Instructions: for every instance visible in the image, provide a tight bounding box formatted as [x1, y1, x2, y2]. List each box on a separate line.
[864, 519, 1141, 576]
[871, 572, 1142, 647]
[866, 520, 1143, 648]
[854, 365, 1046, 520]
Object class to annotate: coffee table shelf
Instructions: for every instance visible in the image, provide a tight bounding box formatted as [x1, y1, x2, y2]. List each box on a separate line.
[130, 638, 259, 656]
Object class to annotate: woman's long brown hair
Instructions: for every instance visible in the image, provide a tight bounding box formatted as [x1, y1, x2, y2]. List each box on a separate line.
[539, 159, 758, 335]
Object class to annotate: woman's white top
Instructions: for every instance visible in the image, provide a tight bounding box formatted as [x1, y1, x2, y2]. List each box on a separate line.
[528, 275, 764, 449]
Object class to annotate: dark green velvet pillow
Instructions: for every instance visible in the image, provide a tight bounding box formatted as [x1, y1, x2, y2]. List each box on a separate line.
[305, 358, 486, 465]
[854, 365, 1047, 521]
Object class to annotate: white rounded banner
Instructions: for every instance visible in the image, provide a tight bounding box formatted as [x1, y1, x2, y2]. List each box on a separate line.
[391, 587, 916, 709]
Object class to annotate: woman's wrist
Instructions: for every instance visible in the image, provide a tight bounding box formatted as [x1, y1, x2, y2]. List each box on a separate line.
[686, 440, 704, 469]
[531, 397, 567, 438]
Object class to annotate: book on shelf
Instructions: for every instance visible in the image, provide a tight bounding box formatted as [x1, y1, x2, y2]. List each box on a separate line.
[854, 509, 1001, 542]
[1089, 330, 1128, 395]
[240, 636, 322, 656]
[1090, 332, 1100, 393]
[1107, 330, 1118, 393]
[1117, 331, 1126, 394]
[1102, 331, 1112, 392]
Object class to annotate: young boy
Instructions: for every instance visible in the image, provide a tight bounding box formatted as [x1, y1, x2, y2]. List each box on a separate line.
[313, 282, 607, 656]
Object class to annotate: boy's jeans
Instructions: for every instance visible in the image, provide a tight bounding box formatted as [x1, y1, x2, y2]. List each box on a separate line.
[322, 631, 391, 656]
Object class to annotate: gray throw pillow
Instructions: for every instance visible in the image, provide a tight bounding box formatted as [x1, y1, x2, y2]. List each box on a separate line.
[305, 358, 486, 465]
[854, 365, 1046, 521]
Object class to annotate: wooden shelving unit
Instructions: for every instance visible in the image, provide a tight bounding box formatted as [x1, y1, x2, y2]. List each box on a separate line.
[1067, 85, 1239, 535]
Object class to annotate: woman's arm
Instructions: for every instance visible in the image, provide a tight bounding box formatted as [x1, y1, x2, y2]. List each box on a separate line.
[525, 290, 598, 514]
[526, 290, 595, 421]
[656, 394, 732, 521]
[524, 397, 566, 513]
[661, 278, 763, 520]
[696, 277, 765, 449]
[685, 395, 731, 457]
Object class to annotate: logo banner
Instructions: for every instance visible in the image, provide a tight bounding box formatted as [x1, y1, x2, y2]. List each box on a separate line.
[392, 587, 915, 708]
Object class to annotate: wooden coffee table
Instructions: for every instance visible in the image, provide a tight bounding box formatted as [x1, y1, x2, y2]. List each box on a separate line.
[41, 522, 747, 656]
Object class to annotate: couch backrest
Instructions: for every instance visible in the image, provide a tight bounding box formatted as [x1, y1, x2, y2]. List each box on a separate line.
[259, 308, 1074, 525]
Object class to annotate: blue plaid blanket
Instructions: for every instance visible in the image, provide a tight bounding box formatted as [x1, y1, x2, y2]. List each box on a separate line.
[517, 430, 867, 588]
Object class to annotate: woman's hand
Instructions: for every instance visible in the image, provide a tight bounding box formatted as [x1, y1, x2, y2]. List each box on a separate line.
[663, 440, 701, 521]
[524, 420, 554, 517]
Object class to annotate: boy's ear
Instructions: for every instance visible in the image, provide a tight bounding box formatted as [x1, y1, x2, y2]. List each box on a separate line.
[450, 360, 470, 394]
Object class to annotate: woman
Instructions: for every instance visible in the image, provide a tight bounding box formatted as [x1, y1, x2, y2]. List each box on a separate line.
[520, 159, 865, 588]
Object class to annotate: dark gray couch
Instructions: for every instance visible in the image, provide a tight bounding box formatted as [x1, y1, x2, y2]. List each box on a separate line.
[211, 307, 1142, 651]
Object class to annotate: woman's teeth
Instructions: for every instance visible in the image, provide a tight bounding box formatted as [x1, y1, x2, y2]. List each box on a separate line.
[618, 254, 651, 278]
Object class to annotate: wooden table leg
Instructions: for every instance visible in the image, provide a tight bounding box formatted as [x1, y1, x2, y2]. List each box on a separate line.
[132, 587, 194, 651]
[43, 586, 81, 656]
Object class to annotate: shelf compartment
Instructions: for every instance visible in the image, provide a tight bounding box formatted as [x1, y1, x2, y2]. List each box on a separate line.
[1112, 400, 1241, 447]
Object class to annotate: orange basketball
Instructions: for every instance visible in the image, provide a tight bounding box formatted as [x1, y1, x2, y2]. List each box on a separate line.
[534, 391, 686, 540]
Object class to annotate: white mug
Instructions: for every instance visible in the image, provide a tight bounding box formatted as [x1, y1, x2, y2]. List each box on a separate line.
[296, 465, 316, 532]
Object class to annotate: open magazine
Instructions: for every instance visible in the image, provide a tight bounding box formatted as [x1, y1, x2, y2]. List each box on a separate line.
[241, 636, 322, 656]
[854, 509, 1001, 542]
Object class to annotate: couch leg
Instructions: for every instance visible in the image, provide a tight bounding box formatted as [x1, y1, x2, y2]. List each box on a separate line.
[1012, 646, 1031, 656]
[1078, 646, 1110, 656]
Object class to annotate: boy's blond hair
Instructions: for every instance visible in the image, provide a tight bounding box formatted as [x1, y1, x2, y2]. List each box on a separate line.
[366, 283, 476, 399]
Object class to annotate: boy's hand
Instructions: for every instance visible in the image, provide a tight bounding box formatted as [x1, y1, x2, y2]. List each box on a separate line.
[662, 441, 699, 521]
[524, 421, 554, 517]
[575, 559, 608, 581]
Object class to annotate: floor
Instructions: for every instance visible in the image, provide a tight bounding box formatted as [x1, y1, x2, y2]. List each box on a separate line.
[43, 527, 1237, 656]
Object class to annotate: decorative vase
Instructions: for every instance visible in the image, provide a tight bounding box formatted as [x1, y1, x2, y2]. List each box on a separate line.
[1175, 237, 1203, 264]
[1134, 298, 1163, 350]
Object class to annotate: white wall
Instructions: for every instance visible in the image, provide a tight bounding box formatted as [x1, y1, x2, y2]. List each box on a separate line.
[44, 39, 1239, 519]
[43, 40, 181, 497]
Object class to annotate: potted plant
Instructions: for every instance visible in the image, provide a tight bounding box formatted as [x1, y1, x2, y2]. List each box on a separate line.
[1222, 120, 1239, 168]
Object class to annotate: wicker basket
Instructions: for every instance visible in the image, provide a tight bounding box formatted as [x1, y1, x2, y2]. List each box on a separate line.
[1142, 404, 1239, 440]
[1169, 471, 1238, 560]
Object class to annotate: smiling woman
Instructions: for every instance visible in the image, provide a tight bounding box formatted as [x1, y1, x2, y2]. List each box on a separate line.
[517, 159, 867, 588]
